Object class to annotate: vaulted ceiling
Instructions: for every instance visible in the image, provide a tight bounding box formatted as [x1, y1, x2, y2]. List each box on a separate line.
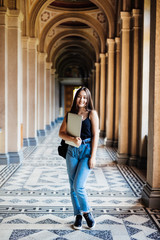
[26, 0, 117, 83]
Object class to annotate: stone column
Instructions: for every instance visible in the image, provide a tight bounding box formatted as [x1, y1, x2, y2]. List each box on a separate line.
[114, 37, 120, 147]
[142, 0, 160, 209]
[37, 52, 47, 136]
[51, 69, 56, 126]
[28, 37, 38, 146]
[22, 36, 29, 146]
[99, 53, 106, 136]
[129, 9, 142, 166]
[7, 9, 23, 163]
[46, 62, 52, 130]
[117, 12, 131, 164]
[0, 7, 9, 164]
[95, 62, 100, 114]
[55, 75, 59, 121]
[106, 39, 115, 147]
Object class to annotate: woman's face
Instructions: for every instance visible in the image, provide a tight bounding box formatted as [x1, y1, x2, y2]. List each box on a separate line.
[76, 90, 87, 108]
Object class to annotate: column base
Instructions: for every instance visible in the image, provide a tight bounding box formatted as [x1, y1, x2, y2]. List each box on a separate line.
[142, 183, 160, 209]
[37, 130, 46, 136]
[28, 137, 38, 146]
[117, 152, 128, 165]
[51, 121, 55, 127]
[100, 130, 105, 138]
[105, 139, 113, 147]
[46, 124, 52, 131]
[58, 117, 64, 122]
[0, 153, 9, 165]
[8, 150, 23, 164]
[128, 156, 138, 166]
[23, 138, 29, 147]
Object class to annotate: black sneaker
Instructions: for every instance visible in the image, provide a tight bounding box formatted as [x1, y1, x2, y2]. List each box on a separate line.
[73, 215, 82, 230]
[83, 212, 96, 229]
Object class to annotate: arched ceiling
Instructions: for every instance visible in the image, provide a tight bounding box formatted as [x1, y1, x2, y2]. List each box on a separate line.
[27, 0, 116, 83]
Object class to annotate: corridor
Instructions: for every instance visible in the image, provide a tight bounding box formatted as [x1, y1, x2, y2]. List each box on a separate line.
[0, 124, 159, 240]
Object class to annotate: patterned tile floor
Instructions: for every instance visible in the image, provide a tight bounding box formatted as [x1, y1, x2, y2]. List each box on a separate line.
[0, 124, 160, 240]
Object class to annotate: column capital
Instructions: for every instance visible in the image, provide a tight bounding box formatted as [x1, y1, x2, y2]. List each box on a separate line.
[107, 38, 115, 52]
[95, 62, 99, 67]
[132, 9, 142, 28]
[0, 7, 7, 25]
[120, 11, 131, 29]
[100, 53, 106, 58]
[115, 37, 120, 43]
[132, 9, 142, 16]
[38, 52, 47, 60]
[51, 69, 56, 75]
[7, 9, 24, 27]
[28, 37, 39, 50]
[46, 62, 52, 70]
[0, 6, 7, 13]
[115, 37, 120, 51]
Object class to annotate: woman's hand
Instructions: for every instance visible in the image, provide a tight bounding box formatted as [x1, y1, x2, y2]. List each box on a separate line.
[74, 137, 82, 147]
[88, 157, 96, 169]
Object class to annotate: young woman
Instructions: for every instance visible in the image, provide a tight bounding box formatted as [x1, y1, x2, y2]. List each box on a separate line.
[59, 87, 99, 230]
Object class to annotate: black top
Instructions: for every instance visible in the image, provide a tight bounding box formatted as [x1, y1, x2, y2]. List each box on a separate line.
[80, 112, 92, 140]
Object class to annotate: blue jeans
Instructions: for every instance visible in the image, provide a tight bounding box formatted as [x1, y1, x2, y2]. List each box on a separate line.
[66, 139, 91, 216]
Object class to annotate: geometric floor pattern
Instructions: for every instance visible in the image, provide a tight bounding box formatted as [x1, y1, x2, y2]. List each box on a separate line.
[0, 123, 160, 240]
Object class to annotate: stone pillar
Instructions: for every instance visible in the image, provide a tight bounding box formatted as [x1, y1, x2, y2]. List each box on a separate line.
[105, 39, 115, 147]
[99, 53, 106, 136]
[117, 12, 131, 164]
[51, 69, 56, 126]
[139, 0, 150, 169]
[95, 62, 100, 115]
[142, 0, 160, 209]
[114, 37, 120, 147]
[37, 52, 47, 136]
[46, 62, 52, 130]
[55, 75, 59, 121]
[7, 9, 23, 163]
[28, 38, 38, 146]
[22, 36, 29, 146]
[0, 7, 9, 164]
[129, 9, 142, 166]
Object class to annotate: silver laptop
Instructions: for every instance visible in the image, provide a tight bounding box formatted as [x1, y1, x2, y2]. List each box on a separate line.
[65, 113, 82, 147]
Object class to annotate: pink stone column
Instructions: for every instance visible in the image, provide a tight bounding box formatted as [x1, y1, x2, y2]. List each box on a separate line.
[117, 12, 131, 164]
[99, 53, 106, 137]
[46, 62, 52, 130]
[7, 9, 23, 163]
[129, 9, 142, 166]
[106, 39, 115, 147]
[142, 0, 160, 209]
[37, 52, 47, 136]
[51, 69, 56, 126]
[22, 36, 29, 146]
[114, 37, 120, 147]
[28, 38, 39, 145]
[0, 6, 9, 164]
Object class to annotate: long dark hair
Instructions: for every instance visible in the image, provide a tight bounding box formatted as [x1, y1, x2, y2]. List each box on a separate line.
[70, 87, 94, 114]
